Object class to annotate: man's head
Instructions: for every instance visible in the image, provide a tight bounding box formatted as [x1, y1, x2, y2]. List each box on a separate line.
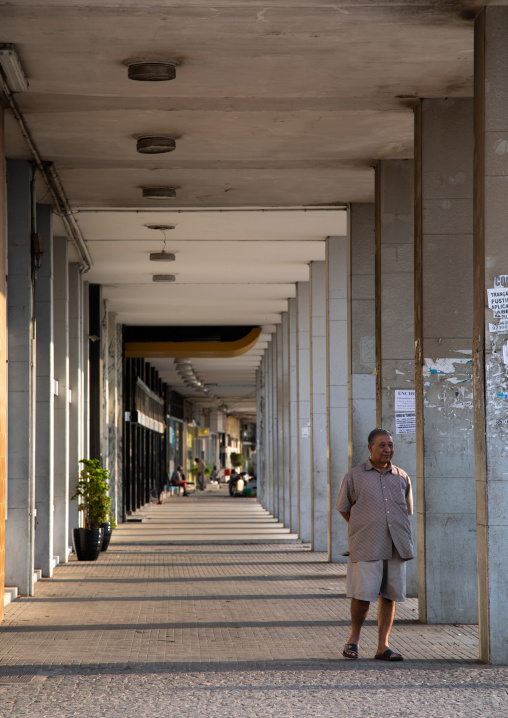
[368, 428, 394, 469]
[194, 457, 199, 463]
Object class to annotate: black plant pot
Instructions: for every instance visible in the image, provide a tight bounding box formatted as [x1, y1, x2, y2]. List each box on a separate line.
[101, 522, 112, 552]
[73, 527, 104, 561]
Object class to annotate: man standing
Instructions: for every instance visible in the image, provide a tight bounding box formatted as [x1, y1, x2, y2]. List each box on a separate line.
[336, 428, 413, 662]
[194, 456, 206, 491]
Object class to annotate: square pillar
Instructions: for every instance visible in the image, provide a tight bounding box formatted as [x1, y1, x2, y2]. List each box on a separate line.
[5, 160, 35, 596]
[415, 98, 476, 624]
[264, 337, 275, 515]
[349, 204, 376, 467]
[275, 322, 283, 520]
[296, 282, 312, 543]
[53, 236, 69, 562]
[268, 334, 277, 515]
[35, 204, 54, 577]
[327, 236, 349, 562]
[256, 359, 265, 507]
[0, 108, 7, 618]
[310, 261, 328, 552]
[82, 282, 90, 460]
[68, 264, 83, 542]
[375, 159, 417, 595]
[106, 312, 120, 521]
[101, 298, 109, 464]
[474, 6, 508, 664]
[288, 297, 299, 535]
[281, 311, 291, 528]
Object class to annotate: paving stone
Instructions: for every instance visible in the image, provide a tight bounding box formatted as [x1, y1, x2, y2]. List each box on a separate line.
[0, 493, 506, 717]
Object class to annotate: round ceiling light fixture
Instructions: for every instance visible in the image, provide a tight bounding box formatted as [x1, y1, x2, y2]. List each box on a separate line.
[125, 58, 178, 82]
[149, 251, 176, 262]
[136, 135, 177, 154]
[141, 186, 177, 200]
[145, 224, 176, 231]
[152, 274, 176, 282]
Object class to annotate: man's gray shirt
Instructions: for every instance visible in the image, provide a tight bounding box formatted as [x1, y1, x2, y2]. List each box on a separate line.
[335, 459, 414, 562]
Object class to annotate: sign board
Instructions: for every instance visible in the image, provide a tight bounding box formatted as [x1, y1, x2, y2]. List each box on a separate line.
[394, 390, 415, 412]
[395, 412, 416, 434]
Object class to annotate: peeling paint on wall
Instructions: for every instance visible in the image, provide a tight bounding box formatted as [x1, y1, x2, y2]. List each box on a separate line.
[423, 358, 474, 419]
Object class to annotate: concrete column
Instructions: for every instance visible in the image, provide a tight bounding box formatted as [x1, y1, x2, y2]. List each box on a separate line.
[264, 347, 271, 511]
[265, 338, 274, 514]
[256, 359, 265, 507]
[414, 98, 476, 624]
[270, 332, 278, 516]
[327, 236, 349, 562]
[296, 282, 311, 543]
[115, 322, 123, 522]
[5, 160, 35, 596]
[53, 236, 69, 562]
[68, 264, 83, 541]
[375, 159, 417, 596]
[107, 312, 118, 518]
[281, 312, 291, 527]
[101, 298, 108, 464]
[310, 262, 328, 552]
[288, 297, 299, 535]
[473, 6, 508, 664]
[82, 282, 90, 460]
[349, 204, 377, 467]
[275, 322, 283, 520]
[34, 204, 54, 577]
[0, 108, 7, 618]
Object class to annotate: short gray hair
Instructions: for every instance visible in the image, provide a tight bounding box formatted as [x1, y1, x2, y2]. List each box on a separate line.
[368, 428, 392, 445]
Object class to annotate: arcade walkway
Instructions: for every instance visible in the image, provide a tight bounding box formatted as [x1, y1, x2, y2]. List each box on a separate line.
[0, 492, 506, 718]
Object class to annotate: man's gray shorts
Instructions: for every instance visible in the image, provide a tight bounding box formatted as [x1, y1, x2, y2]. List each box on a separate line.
[346, 547, 406, 602]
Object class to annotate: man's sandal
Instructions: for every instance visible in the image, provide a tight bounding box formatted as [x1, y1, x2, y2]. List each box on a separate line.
[342, 642, 358, 659]
[374, 648, 403, 661]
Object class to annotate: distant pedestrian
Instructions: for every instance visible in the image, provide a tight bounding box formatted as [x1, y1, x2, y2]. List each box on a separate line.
[336, 428, 413, 662]
[170, 466, 189, 496]
[194, 457, 206, 491]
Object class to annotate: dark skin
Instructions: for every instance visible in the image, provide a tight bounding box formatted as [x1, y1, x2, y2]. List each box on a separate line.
[340, 433, 397, 657]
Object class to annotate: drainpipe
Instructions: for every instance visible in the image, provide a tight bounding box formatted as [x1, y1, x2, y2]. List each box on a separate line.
[0, 73, 92, 271]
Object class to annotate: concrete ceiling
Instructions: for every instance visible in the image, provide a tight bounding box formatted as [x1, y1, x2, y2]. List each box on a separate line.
[1, 0, 488, 416]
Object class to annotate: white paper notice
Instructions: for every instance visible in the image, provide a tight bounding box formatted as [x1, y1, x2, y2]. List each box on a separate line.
[395, 412, 416, 434]
[489, 321, 508, 333]
[394, 390, 415, 412]
[487, 287, 508, 318]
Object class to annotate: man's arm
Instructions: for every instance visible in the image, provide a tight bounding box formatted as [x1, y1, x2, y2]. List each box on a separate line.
[339, 511, 350, 523]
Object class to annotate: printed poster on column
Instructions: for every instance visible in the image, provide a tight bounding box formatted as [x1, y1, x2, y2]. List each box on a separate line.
[395, 412, 416, 434]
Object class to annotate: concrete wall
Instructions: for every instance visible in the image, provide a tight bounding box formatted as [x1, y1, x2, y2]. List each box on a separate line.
[296, 282, 312, 543]
[349, 204, 376, 467]
[473, 6, 508, 664]
[0, 108, 6, 617]
[310, 263, 328, 552]
[34, 205, 54, 577]
[414, 97, 476, 624]
[53, 236, 69, 562]
[327, 236, 349, 562]
[288, 297, 299, 535]
[5, 160, 35, 596]
[375, 159, 417, 596]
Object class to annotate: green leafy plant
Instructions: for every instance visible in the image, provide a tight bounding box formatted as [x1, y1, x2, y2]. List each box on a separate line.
[230, 452, 245, 468]
[71, 459, 115, 529]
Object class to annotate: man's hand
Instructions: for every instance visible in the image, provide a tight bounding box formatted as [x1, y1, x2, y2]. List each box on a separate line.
[340, 511, 350, 523]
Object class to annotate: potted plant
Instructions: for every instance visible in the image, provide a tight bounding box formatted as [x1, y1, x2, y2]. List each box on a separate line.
[230, 452, 245, 470]
[71, 459, 113, 560]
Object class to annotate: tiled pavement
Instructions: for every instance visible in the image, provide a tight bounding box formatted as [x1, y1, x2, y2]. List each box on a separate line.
[0, 492, 507, 717]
